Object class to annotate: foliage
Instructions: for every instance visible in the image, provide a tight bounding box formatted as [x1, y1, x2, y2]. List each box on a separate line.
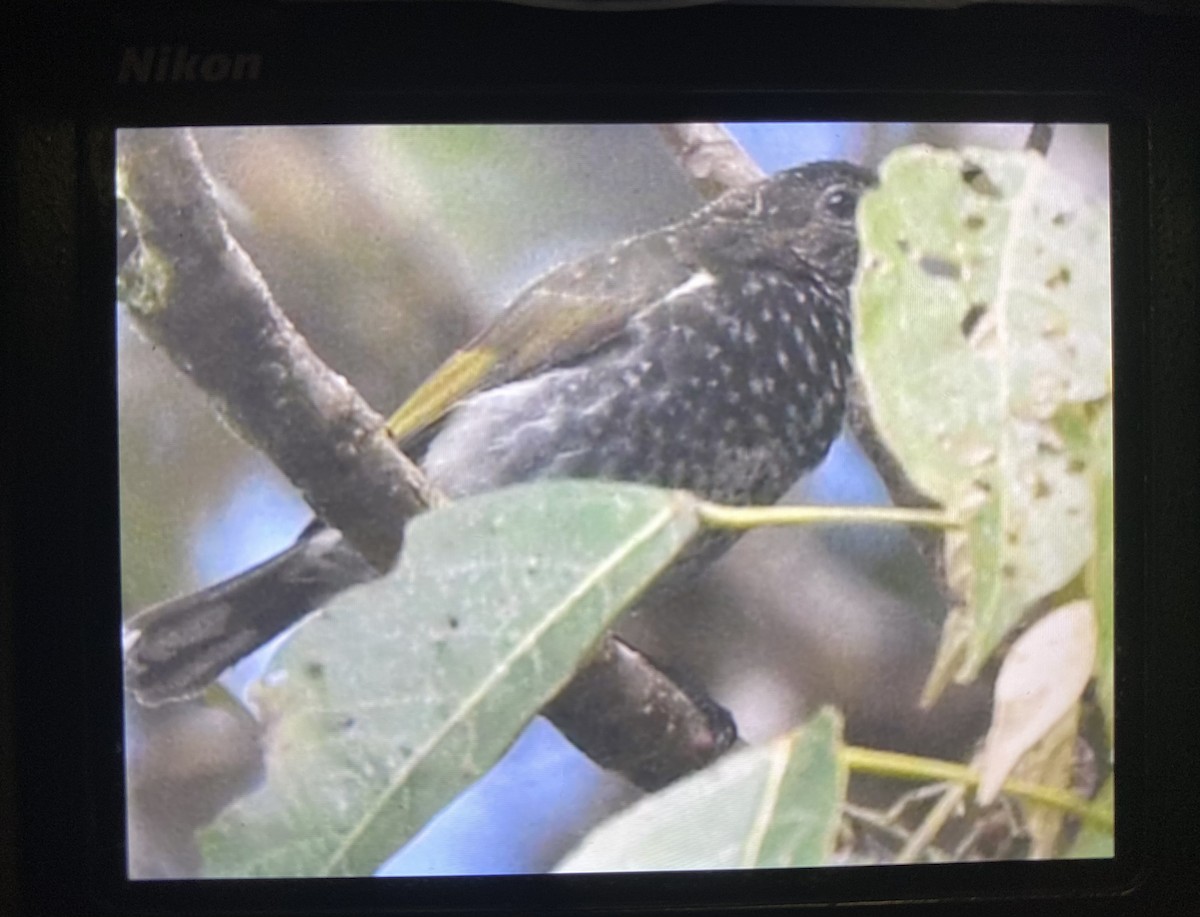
[193, 142, 1113, 875]
[202, 482, 700, 876]
[558, 709, 845, 872]
[856, 145, 1111, 693]
[854, 145, 1114, 857]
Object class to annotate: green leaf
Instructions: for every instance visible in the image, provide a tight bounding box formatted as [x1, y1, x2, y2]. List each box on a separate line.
[1065, 777, 1114, 859]
[556, 709, 846, 872]
[201, 481, 702, 877]
[855, 146, 1111, 685]
[1088, 401, 1115, 744]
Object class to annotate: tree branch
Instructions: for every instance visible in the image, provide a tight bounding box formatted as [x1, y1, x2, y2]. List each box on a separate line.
[119, 127, 734, 792]
[545, 638, 737, 791]
[1025, 124, 1054, 156]
[117, 129, 439, 570]
[657, 123, 766, 200]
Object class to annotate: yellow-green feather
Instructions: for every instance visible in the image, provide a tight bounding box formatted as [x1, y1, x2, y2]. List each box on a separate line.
[384, 348, 499, 447]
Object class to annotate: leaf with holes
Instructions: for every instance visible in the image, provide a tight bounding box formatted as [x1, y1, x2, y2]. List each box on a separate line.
[556, 709, 845, 872]
[200, 480, 702, 877]
[855, 145, 1111, 688]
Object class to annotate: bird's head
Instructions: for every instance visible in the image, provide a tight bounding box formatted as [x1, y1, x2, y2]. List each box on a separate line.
[702, 161, 877, 289]
[759, 161, 878, 288]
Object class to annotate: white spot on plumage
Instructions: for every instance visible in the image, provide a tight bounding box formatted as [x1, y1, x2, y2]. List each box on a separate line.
[811, 401, 825, 428]
[803, 345, 821, 375]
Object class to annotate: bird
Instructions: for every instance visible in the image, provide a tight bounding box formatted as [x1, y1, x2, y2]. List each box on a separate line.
[125, 160, 877, 707]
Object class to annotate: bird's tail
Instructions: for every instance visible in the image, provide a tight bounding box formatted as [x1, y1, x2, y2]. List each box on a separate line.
[124, 525, 377, 707]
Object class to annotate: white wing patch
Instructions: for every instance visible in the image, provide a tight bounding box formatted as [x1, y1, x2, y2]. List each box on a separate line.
[660, 269, 716, 304]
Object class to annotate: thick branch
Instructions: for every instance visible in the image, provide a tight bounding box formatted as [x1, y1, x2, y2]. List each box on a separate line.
[657, 123, 766, 200]
[119, 128, 732, 790]
[117, 129, 438, 570]
[545, 637, 737, 792]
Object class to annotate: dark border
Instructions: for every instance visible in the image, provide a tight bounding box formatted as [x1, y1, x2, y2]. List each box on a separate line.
[7, 2, 1198, 916]
[80, 101, 1143, 915]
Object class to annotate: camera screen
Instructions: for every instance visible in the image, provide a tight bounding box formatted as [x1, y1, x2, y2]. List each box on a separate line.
[117, 122, 1113, 879]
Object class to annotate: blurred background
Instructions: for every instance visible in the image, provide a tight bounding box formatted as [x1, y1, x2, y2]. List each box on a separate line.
[119, 122, 1109, 877]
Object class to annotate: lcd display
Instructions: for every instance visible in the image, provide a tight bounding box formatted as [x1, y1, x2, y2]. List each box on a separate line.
[117, 122, 1113, 879]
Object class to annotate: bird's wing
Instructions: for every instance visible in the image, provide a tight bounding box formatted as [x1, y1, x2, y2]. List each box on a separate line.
[385, 229, 700, 450]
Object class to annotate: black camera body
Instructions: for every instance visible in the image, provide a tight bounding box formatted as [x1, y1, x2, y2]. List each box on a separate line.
[3, 2, 1199, 916]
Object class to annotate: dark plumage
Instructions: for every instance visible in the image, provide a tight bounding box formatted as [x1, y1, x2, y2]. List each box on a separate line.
[127, 161, 876, 706]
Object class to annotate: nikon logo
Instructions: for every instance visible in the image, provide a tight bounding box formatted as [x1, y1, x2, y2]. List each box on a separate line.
[118, 46, 262, 84]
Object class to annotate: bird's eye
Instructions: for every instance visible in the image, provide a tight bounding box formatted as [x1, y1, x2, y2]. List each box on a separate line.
[820, 186, 859, 221]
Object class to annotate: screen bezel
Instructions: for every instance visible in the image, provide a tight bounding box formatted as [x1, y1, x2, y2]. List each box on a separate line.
[73, 96, 1145, 913]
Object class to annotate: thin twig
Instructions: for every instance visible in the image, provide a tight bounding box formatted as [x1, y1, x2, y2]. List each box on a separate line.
[841, 745, 1113, 831]
[697, 500, 959, 532]
[896, 783, 966, 864]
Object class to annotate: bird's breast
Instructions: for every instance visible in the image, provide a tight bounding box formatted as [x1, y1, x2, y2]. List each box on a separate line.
[422, 270, 852, 508]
